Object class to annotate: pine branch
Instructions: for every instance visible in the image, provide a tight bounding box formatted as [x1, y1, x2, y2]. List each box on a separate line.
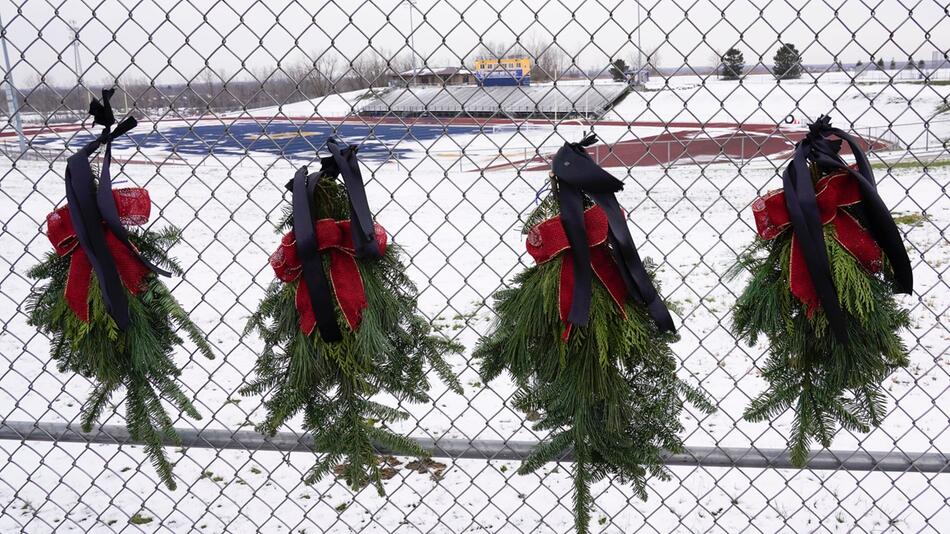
[242, 174, 461, 494]
[365, 425, 428, 459]
[518, 430, 572, 475]
[732, 218, 910, 464]
[80, 380, 120, 432]
[149, 280, 215, 360]
[303, 452, 344, 485]
[474, 220, 713, 533]
[27, 225, 210, 490]
[573, 449, 592, 534]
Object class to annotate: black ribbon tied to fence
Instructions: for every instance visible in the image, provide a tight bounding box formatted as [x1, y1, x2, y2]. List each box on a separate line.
[288, 137, 382, 343]
[552, 134, 676, 333]
[781, 114, 913, 342]
[64, 88, 170, 330]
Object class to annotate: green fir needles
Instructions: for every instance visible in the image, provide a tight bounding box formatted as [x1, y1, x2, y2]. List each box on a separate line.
[474, 195, 713, 533]
[28, 225, 214, 490]
[241, 176, 462, 495]
[730, 225, 910, 466]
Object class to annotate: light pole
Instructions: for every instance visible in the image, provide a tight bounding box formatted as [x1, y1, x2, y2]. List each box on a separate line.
[635, 0, 643, 77]
[71, 24, 81, 81]
[402, 0, 418, 73]
[69, 20, 89, 109]
[0, 10, 25, 154]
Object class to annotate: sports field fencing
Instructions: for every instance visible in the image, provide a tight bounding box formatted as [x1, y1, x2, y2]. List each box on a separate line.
[0, 1, 949, 532]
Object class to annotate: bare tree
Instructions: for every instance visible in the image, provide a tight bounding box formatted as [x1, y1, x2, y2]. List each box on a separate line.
[709, 50, 724, 77]
[349, 51, 390, 89]
[473, 40, 528, 61]
[286, 54, 341, 98]
[645, 48, 662, 74]
[524, 36, 568, 82]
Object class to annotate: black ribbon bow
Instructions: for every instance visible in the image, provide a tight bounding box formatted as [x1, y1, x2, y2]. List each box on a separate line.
[287, 137, 381, 343]
[781, 114, 913, 341]
[551, 134, 676, 333]
[64, 88, 168, 330]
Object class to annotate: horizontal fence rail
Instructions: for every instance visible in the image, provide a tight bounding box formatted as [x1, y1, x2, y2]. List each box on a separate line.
[3, 421, 949, 474]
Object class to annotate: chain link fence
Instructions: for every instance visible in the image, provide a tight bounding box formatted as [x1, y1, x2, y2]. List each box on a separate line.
[0, 0, 948, 532]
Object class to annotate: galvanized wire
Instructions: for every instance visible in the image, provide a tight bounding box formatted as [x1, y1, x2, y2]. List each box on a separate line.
[0, 0, 948, 532]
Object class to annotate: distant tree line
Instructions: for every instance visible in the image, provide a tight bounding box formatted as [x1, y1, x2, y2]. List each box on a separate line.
[717, 43, 934, 82]
[10, 41, 579, 117]
[7, 42, 942, 118]
[6, 52, 412, 118]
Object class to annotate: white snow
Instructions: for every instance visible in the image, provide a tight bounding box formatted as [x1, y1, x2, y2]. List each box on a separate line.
[608, 70, 950, 147]
[240, 88, 382, 118]
[1, 70, 949, 533]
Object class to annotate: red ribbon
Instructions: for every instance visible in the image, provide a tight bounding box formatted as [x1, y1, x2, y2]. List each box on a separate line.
[526, 205, 628, 341]
[271, 220, 388, 335]
[45, 187, 153, 322]
[753, 170, 882, 315]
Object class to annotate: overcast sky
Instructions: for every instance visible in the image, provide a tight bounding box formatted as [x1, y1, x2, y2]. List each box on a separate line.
[1, 0, 946, 85]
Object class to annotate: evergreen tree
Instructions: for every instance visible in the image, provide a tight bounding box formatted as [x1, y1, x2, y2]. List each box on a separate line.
[889, 58, 896, 70]
[609, 58, 630, 82]
[242, 170, 462, 495]
[773, 43, 802, 79]
[475, 186, 714, 533]
[721, 48, 745, 80]
[876, 58, 885, 69]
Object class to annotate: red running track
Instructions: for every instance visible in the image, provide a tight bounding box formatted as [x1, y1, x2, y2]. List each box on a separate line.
[1, 117, 890, 170]
[491, 126, 891, 171]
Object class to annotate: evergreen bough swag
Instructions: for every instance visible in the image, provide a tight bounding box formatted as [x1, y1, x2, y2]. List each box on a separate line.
[474, 195, 714, 533]
[729, 225, 910, 467]
[241, 176, 462, 495]
[729, 115, 914, 467]
[28, 225, 214, 490]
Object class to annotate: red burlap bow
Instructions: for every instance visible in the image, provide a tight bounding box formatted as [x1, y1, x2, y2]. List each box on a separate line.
[526, 205, 628, 341]
[45, 187, 153, 322]
[753, 170, 882, 315]
[270, 220, 388, 334]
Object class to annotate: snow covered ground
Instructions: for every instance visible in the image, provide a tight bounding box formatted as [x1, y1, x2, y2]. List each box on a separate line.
[1, 69, 949, 533]
[607, 70, 950, 147]
[230, 88, 380, 117]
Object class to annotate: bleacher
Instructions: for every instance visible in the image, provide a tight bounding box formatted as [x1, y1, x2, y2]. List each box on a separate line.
[360, 83, 631, 119]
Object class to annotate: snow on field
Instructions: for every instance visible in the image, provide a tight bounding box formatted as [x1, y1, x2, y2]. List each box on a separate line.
[607, 70, 950, 148]
[234, 87, 380, 117]
[1, 71, 949, 533]
[2, 152, 948, 532]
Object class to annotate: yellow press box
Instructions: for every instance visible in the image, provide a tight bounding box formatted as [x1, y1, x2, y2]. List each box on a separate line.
[474, 57, 531, 86]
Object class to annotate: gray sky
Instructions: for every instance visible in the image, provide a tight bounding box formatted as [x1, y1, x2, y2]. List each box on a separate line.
[1, 0, 946, 85]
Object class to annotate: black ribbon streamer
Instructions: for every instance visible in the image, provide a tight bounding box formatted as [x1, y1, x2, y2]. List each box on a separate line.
[326, 137, 381, 259]
[781, 114, 913, 341]
[290, 166, 342, 343]
[552, 134, 676, 333]
[64, 88, 169, 330]
[287, 138, 381, 343]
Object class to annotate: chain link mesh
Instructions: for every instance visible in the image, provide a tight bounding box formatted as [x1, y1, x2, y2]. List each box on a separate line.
[1, 0, 948, 531]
